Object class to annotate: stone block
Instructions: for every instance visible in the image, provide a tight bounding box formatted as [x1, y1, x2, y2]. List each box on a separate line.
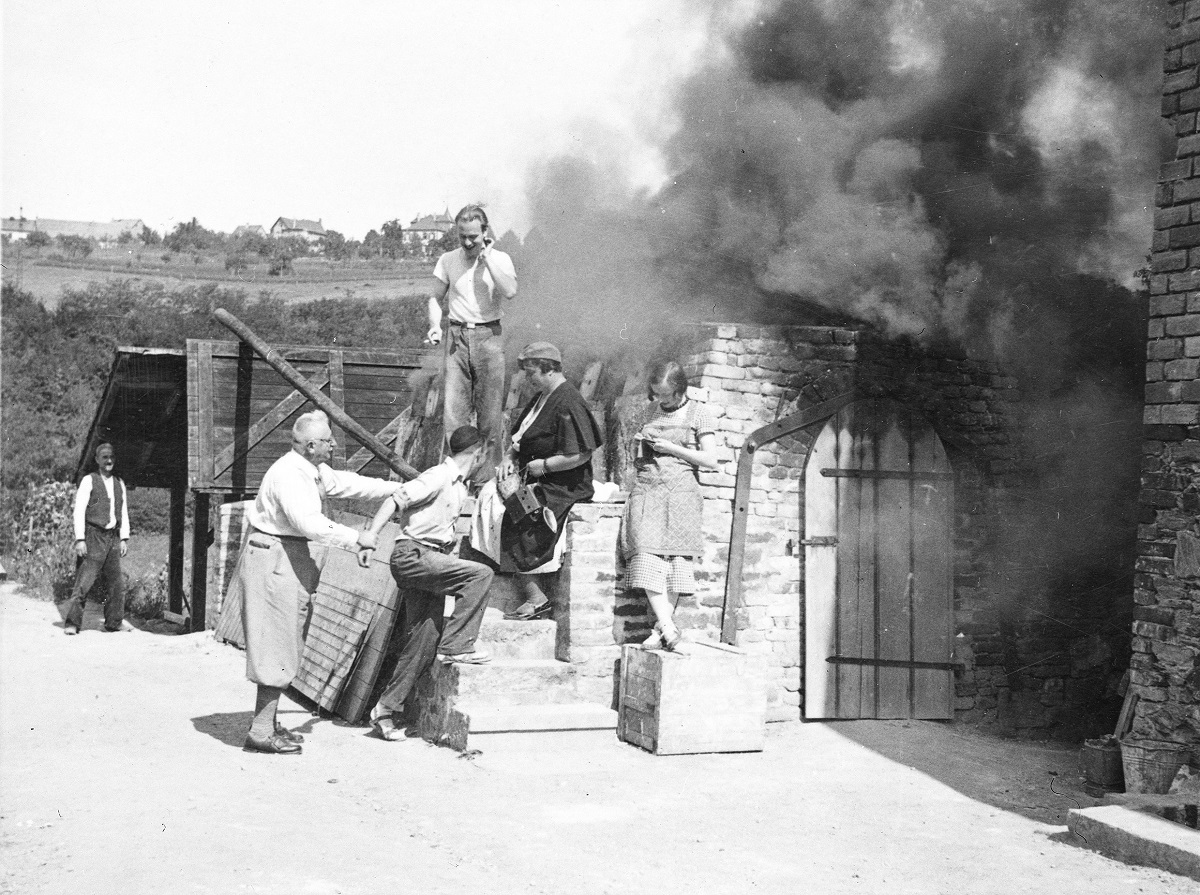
[1166, 314, 1200, 337]
[1176, 530, 1200, 579]
[1186, 335, 1200, 358]
[1163, 404, 1200, 425]
[1148, 339, 1184, 361]
[1166, 357, 1200, 379]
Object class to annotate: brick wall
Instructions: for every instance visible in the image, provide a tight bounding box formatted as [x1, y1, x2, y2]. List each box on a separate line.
[1133, 0, 1200, 745]
[563, 322, 1127, 732]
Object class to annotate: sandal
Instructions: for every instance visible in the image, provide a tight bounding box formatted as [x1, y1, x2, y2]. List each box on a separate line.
[504, 601, 552, 620]
[660, 626, 683, 652]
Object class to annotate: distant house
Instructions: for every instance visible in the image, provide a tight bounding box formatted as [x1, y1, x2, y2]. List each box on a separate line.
[270, 217, 327, 243]
[2, 217, 37, 240]
[404, 210, 454, 251]
[10, 218, 145, 245]
[232, 224, 268, 240]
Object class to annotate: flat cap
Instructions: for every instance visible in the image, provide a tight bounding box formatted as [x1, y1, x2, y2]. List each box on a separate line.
[517, 341, 562, 363]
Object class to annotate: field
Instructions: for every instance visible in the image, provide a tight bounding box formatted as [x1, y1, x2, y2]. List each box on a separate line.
[2, 246, 434, 309]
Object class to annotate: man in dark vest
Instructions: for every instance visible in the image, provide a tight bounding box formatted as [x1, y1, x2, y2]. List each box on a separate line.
[63, 443, 131, 635]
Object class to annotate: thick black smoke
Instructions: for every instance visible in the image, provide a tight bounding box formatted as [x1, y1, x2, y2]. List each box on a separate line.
[509, 0, 1168, 721]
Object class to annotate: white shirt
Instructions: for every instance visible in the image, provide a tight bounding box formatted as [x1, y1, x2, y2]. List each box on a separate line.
[393, 456, 469, 547]
[248, 450, 401, 550]
[433, 247, 516, 324]
[73, 474, 130, 541]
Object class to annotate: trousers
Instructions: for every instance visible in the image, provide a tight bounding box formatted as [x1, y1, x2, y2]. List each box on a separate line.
[63, 525, 124, 630]
[240, 531, 319, 688]
[443, 321, 505, 481]
[375, 539, 494, 713]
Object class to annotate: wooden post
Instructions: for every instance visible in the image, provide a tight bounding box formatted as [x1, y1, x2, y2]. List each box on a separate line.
[168, 484, 186, 614]
[190, 491, 211, 633]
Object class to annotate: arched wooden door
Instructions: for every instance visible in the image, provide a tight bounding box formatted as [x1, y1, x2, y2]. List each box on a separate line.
[804, 399, 954, 720]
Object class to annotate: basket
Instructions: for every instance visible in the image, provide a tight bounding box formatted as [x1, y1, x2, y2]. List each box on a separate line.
[1119, 737, 1193, 794]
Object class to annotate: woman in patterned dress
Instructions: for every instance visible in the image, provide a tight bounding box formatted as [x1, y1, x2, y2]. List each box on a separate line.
[621, 360, 719, 649]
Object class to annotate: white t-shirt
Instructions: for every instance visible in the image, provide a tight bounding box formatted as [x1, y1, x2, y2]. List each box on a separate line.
[433, 247, 516, 324]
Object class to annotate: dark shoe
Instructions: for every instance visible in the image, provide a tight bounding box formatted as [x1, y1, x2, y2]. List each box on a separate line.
[503, 601, 552, 621]
[243, 732, 301, 755]
[64, 623, 79, 636]
[275, 724, 304, 744]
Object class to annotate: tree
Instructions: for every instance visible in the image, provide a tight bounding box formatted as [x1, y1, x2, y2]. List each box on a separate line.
[26, 231, 50, 251]
[58, 235, 93, 259]
[380, 219, 405, 259]
[117, 230, 134, 245]
[140, 225, 161, 247]
[163, 217, 217, 254]
[225, 253, 249, 274]
[319, 229, 349, 260]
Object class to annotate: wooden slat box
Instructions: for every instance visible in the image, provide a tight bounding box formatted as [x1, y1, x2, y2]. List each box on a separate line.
[618, 641, 767, 755]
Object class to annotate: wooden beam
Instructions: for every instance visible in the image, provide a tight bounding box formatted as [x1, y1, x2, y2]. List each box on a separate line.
[721, 391, 859, 645]
[168, 484, 185, 614]
[190, 492, 211, 633]
[329, 351, 346, 468]
[345, 408, 413, 473]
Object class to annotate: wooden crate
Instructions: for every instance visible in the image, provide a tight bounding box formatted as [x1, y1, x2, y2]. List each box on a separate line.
[618, 641, 767, 755]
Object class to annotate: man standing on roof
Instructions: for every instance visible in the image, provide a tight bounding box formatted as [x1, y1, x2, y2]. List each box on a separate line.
[62, 442, 131, 635]
[427, 204, 517, 482]
[237, 409, 404, 756]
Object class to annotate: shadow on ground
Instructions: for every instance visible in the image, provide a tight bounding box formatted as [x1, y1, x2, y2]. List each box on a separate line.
[828, 719, 1099, 826]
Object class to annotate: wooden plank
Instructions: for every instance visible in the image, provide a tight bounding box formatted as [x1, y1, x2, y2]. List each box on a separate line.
[910, 412, 953, 719]
[212, 369, 331, 478]
[329, 351, 346, 468]
[804, 417, 839, 720]
[346, 409, 412, 473]
[1114, 690, 1139, 739]
[196, 343, 215, 489]
[820, 469, 953, 480]
[204, 340, 430, 367]
[190, 492, 211, 632]
[168, 485, 185, 615]
[578, 361, 603, 401]
[876, 404, 912, 719]
[836, 405, 867, 717]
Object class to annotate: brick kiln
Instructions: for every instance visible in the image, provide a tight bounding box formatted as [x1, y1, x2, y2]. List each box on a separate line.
[1132, 0, 1200, 751]
[593, 322, 1130, 731]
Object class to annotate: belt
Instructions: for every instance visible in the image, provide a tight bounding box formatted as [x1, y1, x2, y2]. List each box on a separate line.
[249, 527, 306, 544]
[448, 319, 500, 329]
[397, 537, 456, 554]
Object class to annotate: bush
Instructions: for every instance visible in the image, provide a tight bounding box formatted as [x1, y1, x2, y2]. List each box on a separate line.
[2, 481, 76, 601]
[225, 252, 249, 274]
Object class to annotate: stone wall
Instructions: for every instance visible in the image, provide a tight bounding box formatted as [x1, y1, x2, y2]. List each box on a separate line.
[1134, 0, 1200, 745]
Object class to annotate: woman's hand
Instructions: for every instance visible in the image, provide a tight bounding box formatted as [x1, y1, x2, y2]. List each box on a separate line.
[498, 455, 517, 481]
[645, 437, 680, 458]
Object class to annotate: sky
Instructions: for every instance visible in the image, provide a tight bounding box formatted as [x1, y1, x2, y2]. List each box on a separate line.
[2, 1, 711, 240]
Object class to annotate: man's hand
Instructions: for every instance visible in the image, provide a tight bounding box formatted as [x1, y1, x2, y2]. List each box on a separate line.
[74, 540, 87, 559]
[356, 530, 378, 551]
[357, 547, 374, 569]
[119, 540, 128, 558]
[426, 325, 443, 346]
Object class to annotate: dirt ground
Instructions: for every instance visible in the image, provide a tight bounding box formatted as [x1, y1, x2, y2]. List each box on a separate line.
[1, 580, 1194, 895]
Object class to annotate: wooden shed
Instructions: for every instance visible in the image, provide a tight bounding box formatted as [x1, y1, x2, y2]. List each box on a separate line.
[77, 339, 440, 631]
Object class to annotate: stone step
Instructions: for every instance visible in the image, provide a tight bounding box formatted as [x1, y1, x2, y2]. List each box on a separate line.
[460, 703, 618, 734]
[474, 607, 556, 661]
[451, 658, 580, 706]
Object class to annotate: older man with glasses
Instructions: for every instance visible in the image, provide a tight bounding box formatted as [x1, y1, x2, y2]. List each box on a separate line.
[236, 409, 405, 755]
